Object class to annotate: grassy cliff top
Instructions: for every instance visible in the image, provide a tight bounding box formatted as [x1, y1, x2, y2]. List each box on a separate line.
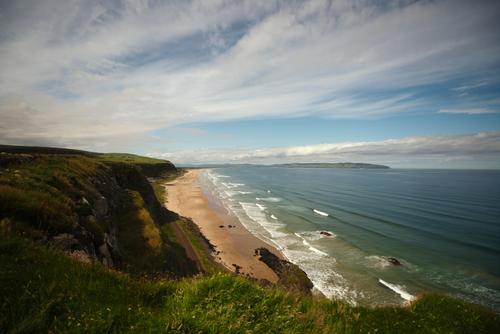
[97, 153, 169, 165]
[1, 236, 498, 333]
[0, 144, 170, 165]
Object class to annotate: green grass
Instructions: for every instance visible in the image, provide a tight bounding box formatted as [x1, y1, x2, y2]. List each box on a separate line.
[175, 218, 222, 274]
[0, 154, 106, 234]
[1, 236, 499, 333]
[114, 191, 197, 277]
[97, 153, 168, 165]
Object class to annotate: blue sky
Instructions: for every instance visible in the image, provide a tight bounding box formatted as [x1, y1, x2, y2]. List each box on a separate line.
[1, 0, 500, 167]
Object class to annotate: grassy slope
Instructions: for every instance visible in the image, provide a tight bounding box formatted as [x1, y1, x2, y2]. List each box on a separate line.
[149, 170, 222, 274]
[1, 236, 498, 334]
[0, 149, 196, 278]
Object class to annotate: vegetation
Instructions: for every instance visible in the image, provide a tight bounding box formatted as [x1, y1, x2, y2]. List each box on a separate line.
[97, 153, 168, 165]
[113, 190, 197, 277]
[0, 153, 106, 235]
[0, 147, 195, 278]
[1, 236, 499, 333]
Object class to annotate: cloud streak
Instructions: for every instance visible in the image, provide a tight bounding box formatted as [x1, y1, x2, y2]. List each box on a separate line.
[1, 0, 500, 150]
[149, 132, 500, 166]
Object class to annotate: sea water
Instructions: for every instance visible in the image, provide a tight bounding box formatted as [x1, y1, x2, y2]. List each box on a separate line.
[199, 167, 500, 310]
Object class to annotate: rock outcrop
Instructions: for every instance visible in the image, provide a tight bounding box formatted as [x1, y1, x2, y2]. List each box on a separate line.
[255, 247, 313, 294]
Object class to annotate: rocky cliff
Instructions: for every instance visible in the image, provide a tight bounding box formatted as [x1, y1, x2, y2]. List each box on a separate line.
[0, 146, 196, 277]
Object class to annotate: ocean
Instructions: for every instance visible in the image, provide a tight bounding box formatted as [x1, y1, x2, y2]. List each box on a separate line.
[199, 167, 500, 310]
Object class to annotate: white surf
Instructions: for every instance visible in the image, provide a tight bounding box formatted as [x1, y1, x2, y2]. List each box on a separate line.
[313, 209, 329, 217]
[378, 279, 416, 301]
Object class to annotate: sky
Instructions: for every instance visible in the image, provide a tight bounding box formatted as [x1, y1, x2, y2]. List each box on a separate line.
[1, 0, 500, 168]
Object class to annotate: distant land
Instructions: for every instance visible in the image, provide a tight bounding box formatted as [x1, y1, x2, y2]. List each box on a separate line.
[271, 163, 390, 169]
[181, 162, 390, 169]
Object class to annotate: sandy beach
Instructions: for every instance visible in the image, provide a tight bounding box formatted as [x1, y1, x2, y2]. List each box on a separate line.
[164, 169, 282, 283]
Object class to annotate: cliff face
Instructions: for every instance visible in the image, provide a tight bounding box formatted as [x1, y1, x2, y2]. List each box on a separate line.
[0, 148, 197, 277]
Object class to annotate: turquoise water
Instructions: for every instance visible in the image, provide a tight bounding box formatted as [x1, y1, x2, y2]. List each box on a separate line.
[199, 167, 500, 310]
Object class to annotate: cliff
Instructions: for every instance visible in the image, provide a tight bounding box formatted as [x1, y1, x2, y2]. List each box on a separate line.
[0, 146, 196, 277]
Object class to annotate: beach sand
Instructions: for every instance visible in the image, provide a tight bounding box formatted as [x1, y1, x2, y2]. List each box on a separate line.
[164, 169, 281, 283]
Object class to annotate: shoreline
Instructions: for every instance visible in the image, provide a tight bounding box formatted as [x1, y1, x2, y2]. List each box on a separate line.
[164, 169, 283, 283]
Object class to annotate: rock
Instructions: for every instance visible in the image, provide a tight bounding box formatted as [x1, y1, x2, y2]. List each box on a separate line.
[232, 263, 242, 274]
[219, 225, 225, 228]
[387, 257, 402, 266]
[255, 247, 313, 294]
[98, 242, 114, 267]
[52, 233, 80, 250]
[94, 196, 108, 217]
[68, 250, 92, 264]
[320, 231, 333, 237]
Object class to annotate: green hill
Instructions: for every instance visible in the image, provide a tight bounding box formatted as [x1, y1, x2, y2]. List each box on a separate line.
[1, 145, 498, 333]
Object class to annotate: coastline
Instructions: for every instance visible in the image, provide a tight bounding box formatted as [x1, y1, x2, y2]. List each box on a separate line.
[164, 169, 283, 283]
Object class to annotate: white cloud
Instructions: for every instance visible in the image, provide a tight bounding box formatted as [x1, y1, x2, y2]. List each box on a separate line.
[149, 132, 500, 165]
[439, 108, 497, 115]
[0, 0, 499, 150]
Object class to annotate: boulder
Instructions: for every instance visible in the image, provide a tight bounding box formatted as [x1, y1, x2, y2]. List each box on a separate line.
[255, 247, 313, 294]
[387, 257, 402, 266]
[52, 233, 79, 250]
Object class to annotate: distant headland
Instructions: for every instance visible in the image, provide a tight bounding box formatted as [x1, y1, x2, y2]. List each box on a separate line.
[182, 162, 390, 169]
[271, 163, 390, 169]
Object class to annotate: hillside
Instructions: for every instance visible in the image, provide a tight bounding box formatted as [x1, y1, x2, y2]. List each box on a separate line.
[1, 145, 499, 333]
[0, 145, 200, 277]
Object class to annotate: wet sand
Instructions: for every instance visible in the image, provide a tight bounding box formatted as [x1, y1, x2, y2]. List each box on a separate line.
[164, 169, 281, 283]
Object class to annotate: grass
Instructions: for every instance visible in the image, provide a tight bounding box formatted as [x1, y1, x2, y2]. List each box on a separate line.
[1, 235, 499, 333]
[175, 218, 222, 274]
[0, 150, 195, 278]
[0, 154, 106, 234]
[114, 190, 197, 277]
[97, 153, 169, 165]
[148, 170, 221, 274]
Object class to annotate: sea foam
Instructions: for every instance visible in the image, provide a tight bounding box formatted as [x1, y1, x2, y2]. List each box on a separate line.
[378, 279, 416, 301]
[313, 209, 329, 217]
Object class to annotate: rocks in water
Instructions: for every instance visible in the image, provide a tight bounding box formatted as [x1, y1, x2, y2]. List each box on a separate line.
[387, 257, 402, 266]
[255, 247, 313, 294]
[320, 231, 333, 237]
